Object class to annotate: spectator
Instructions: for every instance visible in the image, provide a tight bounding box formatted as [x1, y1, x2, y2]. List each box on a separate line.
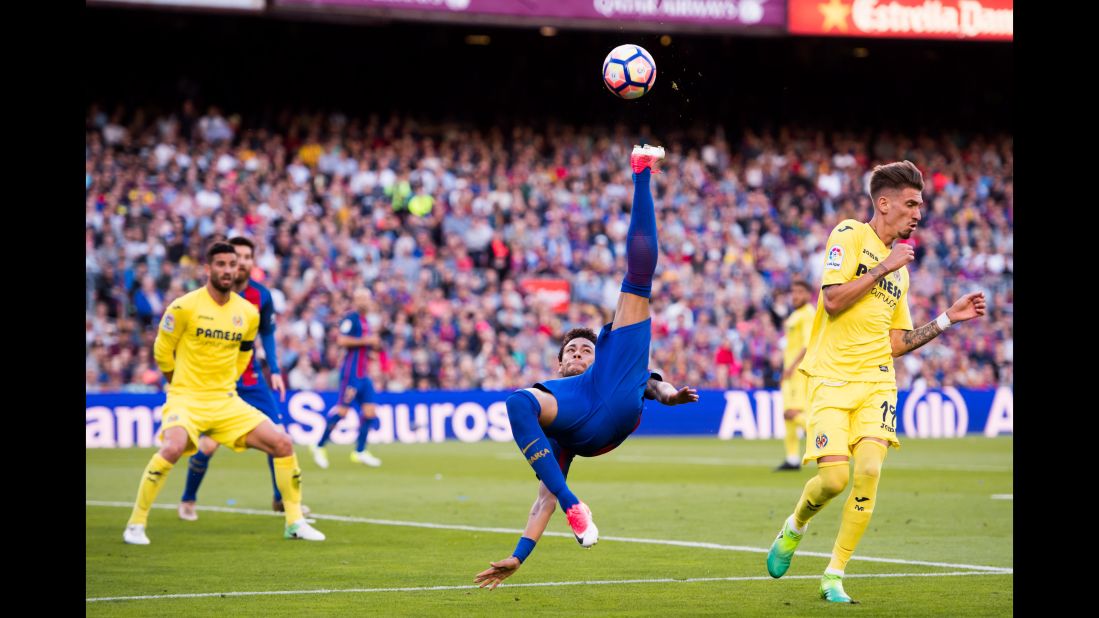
[132, 275, 164, 327]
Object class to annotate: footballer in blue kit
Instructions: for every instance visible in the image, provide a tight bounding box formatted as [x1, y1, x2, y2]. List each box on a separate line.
[310, 287, 383, 469]
[474, 145, 700, 589]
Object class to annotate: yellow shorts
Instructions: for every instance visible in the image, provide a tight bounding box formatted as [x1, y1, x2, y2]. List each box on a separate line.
[802, 376, 900, 466]
[158, 393, 269, 457]
[780, 371, 809, 412]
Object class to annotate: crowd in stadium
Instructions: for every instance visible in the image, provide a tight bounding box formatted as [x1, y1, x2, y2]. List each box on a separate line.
[85, 103, 1013, 394]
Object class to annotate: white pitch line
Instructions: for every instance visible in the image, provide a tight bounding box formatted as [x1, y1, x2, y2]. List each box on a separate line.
[495, 453, 1012, 473]
[86, 501, 1012, 574]
[991, 494, 1013, 500]
[86, 570, 1011, 603]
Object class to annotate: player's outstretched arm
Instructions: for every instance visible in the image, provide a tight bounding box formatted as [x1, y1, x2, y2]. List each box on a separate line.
[645, 378, 700, 406]
[474, 482, 557, 590]
[890, 291, 986, 357]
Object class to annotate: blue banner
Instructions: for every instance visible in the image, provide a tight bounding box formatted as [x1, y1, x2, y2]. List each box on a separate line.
[86, 386, 1013, 448]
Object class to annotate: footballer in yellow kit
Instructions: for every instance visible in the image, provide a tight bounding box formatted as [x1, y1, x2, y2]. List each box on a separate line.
[122, 242, 326, 546]
[764, 161, 987, 604]
[155, 280, 265, 455]
[775, 280, 815, 471]
[798, 216, 913, 464]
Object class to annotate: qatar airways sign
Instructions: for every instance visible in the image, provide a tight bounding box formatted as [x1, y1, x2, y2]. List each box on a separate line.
[276, 1, 787, 30]
[788, 0, 1012, 40]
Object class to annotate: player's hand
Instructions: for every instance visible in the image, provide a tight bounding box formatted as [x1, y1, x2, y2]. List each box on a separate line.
[270, 374, 287, 402]
[781, 367, 794, 381]
[946, 291, 987, 323]
[664, 386, 700, 406]
[474, 556, 521, 590]
[880, 243, 915, 273]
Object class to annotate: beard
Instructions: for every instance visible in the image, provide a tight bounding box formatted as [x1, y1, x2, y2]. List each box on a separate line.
[211, 276, 233, 292]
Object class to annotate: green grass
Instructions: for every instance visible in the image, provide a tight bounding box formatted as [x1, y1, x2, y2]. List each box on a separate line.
[87, 437, 1012, 616]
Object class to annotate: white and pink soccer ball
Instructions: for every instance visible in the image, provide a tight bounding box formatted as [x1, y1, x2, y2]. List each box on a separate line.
[602, 44, 656, 100]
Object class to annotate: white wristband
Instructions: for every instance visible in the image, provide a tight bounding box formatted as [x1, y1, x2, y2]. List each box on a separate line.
[935, 312, 952, 331]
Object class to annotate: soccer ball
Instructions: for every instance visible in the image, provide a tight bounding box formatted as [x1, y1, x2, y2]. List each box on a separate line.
[602, 44, 656, 100]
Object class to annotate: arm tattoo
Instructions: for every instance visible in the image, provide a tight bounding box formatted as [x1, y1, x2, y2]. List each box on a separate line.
[902, 321, 943, 354]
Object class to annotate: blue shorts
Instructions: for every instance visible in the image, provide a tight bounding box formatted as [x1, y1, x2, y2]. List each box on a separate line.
[238, 383, 283, 425]
[536, 319, 654, 457]
[338, 374, 377, 409]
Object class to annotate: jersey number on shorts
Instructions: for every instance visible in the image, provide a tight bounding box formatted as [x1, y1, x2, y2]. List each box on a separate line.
[880, 401, 897, 429]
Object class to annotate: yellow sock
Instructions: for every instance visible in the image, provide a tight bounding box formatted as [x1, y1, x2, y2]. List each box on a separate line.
[783, 417, 802, 461]
[828, 441, 888, 572]
[793, 461, 849, 530]
[274, 454, 304, 523]
[127, 453, 174, 526]
[793, 412, 806, 430]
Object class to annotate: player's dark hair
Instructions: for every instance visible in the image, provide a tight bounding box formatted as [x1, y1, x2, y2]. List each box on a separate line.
[791, 280, 812, 292]
[869, 160, 924, 201]
[558, 327, 598, 363]
[228, 236, 255, 253]
[205, 241, 237, 263]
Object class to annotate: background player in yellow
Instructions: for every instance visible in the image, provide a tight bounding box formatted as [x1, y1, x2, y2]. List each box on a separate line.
[765, 161, 986, 603]
[775, 280, 815, 471]
[122, 242, 325, 545]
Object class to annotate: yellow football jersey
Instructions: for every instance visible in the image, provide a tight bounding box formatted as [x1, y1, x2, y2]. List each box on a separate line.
[800, 219, 913, 383]
[783, 303, 815, 371]
[154, 286, 260, 397]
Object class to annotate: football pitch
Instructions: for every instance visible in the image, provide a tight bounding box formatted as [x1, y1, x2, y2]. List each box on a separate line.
[87, 437, 1012, 616]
